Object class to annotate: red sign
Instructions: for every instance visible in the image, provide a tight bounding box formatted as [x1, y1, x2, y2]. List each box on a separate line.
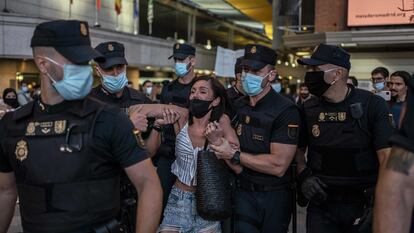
[348, 0, 414, 26]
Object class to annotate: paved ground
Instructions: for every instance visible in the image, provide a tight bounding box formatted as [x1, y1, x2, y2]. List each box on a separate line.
[8, 204, 307, 233]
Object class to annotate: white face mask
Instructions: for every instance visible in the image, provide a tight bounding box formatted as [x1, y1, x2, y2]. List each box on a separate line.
[145, 86, 153, 95]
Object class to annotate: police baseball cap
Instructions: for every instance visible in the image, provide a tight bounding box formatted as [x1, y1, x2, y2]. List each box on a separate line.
[298, 44, 351, 70]
[234, 56, 244, 75]
[168, 43, 196, 60]
[31, 20, 104, 64]
[94, 41, 128, 69]
[241, 44, 277, 70]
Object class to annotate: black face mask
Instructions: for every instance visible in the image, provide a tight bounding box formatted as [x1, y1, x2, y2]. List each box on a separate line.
[189, 99, 213, 119]
[300, 93, 310, 99]
[4, 98, 19, 108]
[304, 71, 331, 97]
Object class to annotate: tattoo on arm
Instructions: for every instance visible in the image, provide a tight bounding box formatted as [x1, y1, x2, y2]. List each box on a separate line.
[386, 147, 414, 175]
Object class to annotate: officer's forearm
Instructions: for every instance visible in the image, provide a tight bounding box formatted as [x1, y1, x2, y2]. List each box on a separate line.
[0, 182, 17, 233]
[145, 131, 161, 158]
[135, 170, 162, 233]
[374, 146, 414, 233]
[240, 151, 294, 177]
[374, 170, 414, 233]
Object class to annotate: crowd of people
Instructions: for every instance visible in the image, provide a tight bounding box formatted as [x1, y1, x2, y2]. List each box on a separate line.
[0, 19, 413, 233]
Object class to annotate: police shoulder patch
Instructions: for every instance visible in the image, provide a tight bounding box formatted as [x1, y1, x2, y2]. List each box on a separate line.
[287, 124, 299, 140]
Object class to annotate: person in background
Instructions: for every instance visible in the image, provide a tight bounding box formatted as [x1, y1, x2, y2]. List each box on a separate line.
[295, 83, 313, 106]
[371, 67, 390, 93]
[347, 76, 359, 87]
[127, 81, 134, 89]
[2, 88, 20, 109]
[17, 83, 32, 106]
[388, 71, 410, 128]
[226, 56, 245, 103]
[142, 80, 158, 102]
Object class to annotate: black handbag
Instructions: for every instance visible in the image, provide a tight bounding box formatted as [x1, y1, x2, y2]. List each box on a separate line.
[195, 140, 232, 221]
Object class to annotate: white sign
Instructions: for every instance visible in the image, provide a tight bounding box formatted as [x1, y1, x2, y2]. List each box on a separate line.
[214, 46, 244, 78]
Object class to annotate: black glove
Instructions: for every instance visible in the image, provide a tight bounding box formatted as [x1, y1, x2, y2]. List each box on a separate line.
[301, 176, 328, 205]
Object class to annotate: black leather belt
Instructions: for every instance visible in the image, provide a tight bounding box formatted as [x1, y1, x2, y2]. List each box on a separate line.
[237, 179, 288, 192]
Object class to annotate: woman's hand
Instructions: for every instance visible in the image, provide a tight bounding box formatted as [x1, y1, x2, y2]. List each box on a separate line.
[205, 121, 224, 146]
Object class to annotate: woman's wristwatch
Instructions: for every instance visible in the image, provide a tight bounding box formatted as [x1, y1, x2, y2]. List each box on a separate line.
[231, 151, 241, 165]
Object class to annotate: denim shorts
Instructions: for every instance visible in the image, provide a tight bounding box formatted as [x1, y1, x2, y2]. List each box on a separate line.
[158, 185, 221, 233]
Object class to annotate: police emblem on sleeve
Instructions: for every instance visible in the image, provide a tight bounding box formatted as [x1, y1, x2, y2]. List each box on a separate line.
[236, 124, 242, 136]
[54, 120, 67, 134]
[15, 140, 28, 162]
[312, 124, 320, 137]
[319, 112, 325, 121]
[287, 124, 299, 139]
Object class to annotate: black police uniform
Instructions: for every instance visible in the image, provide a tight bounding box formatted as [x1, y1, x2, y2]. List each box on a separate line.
[89, 41, 152, 232]
[389, 76, 414, 233]
[157, 43, 195, 208]
[298, 44, 393, 233]
[0, 20, 148, 233]
[233, 44, 301, 233]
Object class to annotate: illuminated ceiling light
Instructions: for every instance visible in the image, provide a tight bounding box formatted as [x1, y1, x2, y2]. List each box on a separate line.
[145, 66, 152, 70]
[284, 62, 289, 66]
[204, 70, 212, 75]
[204, 39, 212, 50]
[291, 63, 296, 68]
[302, 26, 308, 31]
[295, 51, 310, 56]
[277, 60, 282, 65]
[288, 76, 293, 80]
[177, 39, 186, 44]
[297, 79, 301, 83]
[340, 43, 358, 48]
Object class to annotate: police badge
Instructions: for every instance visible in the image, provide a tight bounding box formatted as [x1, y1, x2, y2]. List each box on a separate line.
[338, 112, 347, 121]
[15, 140, 28, 162]
[312, 124, 320, 138]
[236, 124, 242, 136]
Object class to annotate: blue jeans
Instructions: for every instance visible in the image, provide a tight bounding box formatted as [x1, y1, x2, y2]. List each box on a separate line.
[158, 185, 221, 233]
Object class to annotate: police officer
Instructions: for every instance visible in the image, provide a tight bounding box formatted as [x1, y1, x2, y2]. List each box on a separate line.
[227, 56, 245, 103]
[296, 44, 393, 233]
[374, 74, 414, 233]
[157, 43, 197, 208]
[211, 44, 301, 233]
[0, 20, 162, 233]
[90, 41, 169, 232]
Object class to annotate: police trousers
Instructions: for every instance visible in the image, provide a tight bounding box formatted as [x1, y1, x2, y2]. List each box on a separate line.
[234, 187, 292, 233]
[306, 201, 365, 233]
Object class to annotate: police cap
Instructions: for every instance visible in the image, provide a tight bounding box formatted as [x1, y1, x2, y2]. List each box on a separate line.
[168, 43, 196, 60]
[241, 44, 277, 70]
[298, 44, 351, 70]
[95, 41, 128, 69]
[31, 20, 103, 64]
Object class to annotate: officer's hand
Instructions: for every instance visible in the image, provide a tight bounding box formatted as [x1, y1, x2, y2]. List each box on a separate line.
[301, 176, 328, 205]
[0, 103, 10, 119]
[129, 106, 148, 132]
[210, 138, 235, 160]
[205, 121, 224, 146]
[155, 108, 180, 126]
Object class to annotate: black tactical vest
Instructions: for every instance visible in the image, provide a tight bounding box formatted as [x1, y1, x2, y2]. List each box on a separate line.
[159, 79, 192, 157]
[234, 93, 293, 186]
[303, 88, 379, 186]
[2, 98, 120, 233]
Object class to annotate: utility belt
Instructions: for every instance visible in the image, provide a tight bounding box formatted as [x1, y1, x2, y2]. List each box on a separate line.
[18, 176, 120, 214]
[236, 178, 289, 192]
[317, 174, 377, 187]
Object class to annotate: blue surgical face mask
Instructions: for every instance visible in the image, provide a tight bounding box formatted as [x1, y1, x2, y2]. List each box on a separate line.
[43, 57, 93, 100]
[101, 71, 128, 94]
[21, 86, 29, 93]
[271, 83, 282, 93]
[175, 62, 190, 77]
[241, 71, 271, 96]
[373, 82, 385, 90]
